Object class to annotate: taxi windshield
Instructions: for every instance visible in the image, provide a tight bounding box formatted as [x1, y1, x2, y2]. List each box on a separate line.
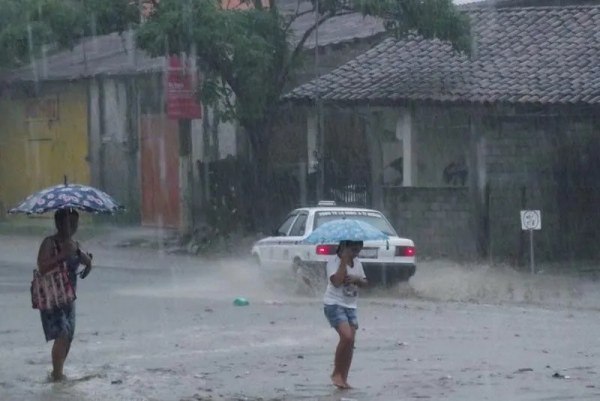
[314, 211, 398, 236]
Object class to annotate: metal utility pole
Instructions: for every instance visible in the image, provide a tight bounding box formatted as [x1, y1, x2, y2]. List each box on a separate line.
[314, 0, 325, 202]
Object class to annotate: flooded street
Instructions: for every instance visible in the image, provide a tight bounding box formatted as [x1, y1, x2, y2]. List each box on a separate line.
[1, 232, 600, 401]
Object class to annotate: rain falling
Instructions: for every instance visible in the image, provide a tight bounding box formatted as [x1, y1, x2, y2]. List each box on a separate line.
[1, 0, 600, 400]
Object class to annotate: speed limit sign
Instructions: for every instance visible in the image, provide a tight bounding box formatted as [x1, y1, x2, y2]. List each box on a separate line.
[520, 210, 541, 275]
[520, 210, 541, 231]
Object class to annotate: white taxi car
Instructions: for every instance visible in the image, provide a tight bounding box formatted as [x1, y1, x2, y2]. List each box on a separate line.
[251, 202, 416, 287]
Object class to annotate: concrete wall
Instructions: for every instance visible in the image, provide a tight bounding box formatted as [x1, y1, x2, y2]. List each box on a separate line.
[483, 115, 558, 262]
[483, 109, 600, 263]
[402, 103, 600, 264]
[89, 77, 140, 223]
[383, 187, 475, 259]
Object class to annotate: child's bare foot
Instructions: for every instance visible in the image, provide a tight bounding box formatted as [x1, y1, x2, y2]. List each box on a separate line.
[331, 374, 346, 389]
[49, 371, 67, 382]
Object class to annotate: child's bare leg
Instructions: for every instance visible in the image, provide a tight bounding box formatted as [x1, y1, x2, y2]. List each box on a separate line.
[341, 327, 356, 387]
[332, 323, 354, 389]
[331, 341, 347, 388]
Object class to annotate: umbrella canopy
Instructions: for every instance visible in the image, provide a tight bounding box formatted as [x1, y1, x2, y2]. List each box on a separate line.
[304, 219, 388, 244]
[9, 183, 124, 215]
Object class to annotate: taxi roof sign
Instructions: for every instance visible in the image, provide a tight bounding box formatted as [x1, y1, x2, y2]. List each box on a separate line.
[317, 200, 337, 207]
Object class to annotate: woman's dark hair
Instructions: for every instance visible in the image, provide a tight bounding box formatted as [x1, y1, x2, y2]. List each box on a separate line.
[54, 208, 79, 226]
[336, 240, 364, 255]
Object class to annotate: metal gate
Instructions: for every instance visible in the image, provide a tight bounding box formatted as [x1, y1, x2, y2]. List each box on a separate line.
[322, 114, 371, 207]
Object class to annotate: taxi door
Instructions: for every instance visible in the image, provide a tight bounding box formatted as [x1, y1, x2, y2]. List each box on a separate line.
[274, 211, 308, 266]
[261, 212, 298, 268]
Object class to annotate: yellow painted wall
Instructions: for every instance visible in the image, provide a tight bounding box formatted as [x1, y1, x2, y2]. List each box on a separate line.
[0, 82, 90, 218]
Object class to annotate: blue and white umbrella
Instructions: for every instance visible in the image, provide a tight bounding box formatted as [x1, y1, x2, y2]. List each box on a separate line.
[9, 183, 124, 215]
[304, 219, 388, 244]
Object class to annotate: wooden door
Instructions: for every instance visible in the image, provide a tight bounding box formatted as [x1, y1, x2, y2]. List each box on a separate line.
[140, 115, 180, 228]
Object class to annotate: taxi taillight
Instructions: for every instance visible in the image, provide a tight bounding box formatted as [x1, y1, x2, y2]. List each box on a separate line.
[396, 246, 415, 257]
[316, 245, 337, 255]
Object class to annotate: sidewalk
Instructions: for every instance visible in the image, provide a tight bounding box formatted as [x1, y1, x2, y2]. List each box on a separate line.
[0, 219, 189, 270]
[0, 219, 261, 273]
[0, 217, 177, 244]
[0, 218, 259, 255]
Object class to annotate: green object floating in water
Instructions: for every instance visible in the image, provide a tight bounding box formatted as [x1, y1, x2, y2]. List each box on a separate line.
[233, 297, 249, 306]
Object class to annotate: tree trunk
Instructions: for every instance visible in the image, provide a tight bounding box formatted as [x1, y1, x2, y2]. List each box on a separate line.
[246, 122, 275, 233]
[178, 119, 193, 238]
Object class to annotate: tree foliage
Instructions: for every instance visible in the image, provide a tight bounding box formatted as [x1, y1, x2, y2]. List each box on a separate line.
[137, 0, 291, 136]
[137, 0, 469, 132]
[356, 0, 471, 52]
[0, 0, 139, 68]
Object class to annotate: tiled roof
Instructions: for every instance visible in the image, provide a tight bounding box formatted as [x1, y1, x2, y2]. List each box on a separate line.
[281, 0, 384, 49]
[283, 0, 489, 49]
[285, 6, 600, 105]
[3, 31, 164, 82]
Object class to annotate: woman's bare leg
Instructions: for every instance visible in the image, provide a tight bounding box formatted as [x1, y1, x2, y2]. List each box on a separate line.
[51, 335, 70, 381]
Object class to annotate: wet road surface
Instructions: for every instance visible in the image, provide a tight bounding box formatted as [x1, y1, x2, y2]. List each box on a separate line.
[1, 234, 599, 401]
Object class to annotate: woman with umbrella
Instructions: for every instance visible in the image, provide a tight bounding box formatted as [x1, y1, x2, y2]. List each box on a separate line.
[10, 180, 123, 381]
[37, 208, 92, 381]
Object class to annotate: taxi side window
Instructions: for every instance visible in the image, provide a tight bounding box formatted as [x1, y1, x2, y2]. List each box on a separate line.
[289, 213, 308, 237]
[276, 214, 298, 236]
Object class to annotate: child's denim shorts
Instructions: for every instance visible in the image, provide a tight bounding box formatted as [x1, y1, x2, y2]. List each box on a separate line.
[324, 304, 359, 329]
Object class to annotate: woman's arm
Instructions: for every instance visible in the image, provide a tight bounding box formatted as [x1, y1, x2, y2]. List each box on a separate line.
[76, 243, 92, 268]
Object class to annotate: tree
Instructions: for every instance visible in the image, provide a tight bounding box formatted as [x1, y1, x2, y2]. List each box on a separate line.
[135, 0, 470, 229]
[0, 0, 139, 69]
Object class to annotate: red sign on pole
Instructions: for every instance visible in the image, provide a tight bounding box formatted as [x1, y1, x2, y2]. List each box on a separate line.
[166, 55, 202, 120]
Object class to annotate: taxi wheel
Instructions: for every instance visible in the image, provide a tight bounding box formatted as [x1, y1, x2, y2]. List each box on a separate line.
[293, 259, 310, 283]
[294, 261, 328, 295]
[254, 255, 266, 281]
[292, 259, 315, 296]
[291, 258, 302, 275]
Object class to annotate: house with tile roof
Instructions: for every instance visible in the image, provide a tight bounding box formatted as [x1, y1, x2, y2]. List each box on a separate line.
[283, 5, 600, 263]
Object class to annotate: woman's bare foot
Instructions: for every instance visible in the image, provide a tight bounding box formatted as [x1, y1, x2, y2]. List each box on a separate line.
[343, 382, 353, 389]
[331, 374, 346, 389]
